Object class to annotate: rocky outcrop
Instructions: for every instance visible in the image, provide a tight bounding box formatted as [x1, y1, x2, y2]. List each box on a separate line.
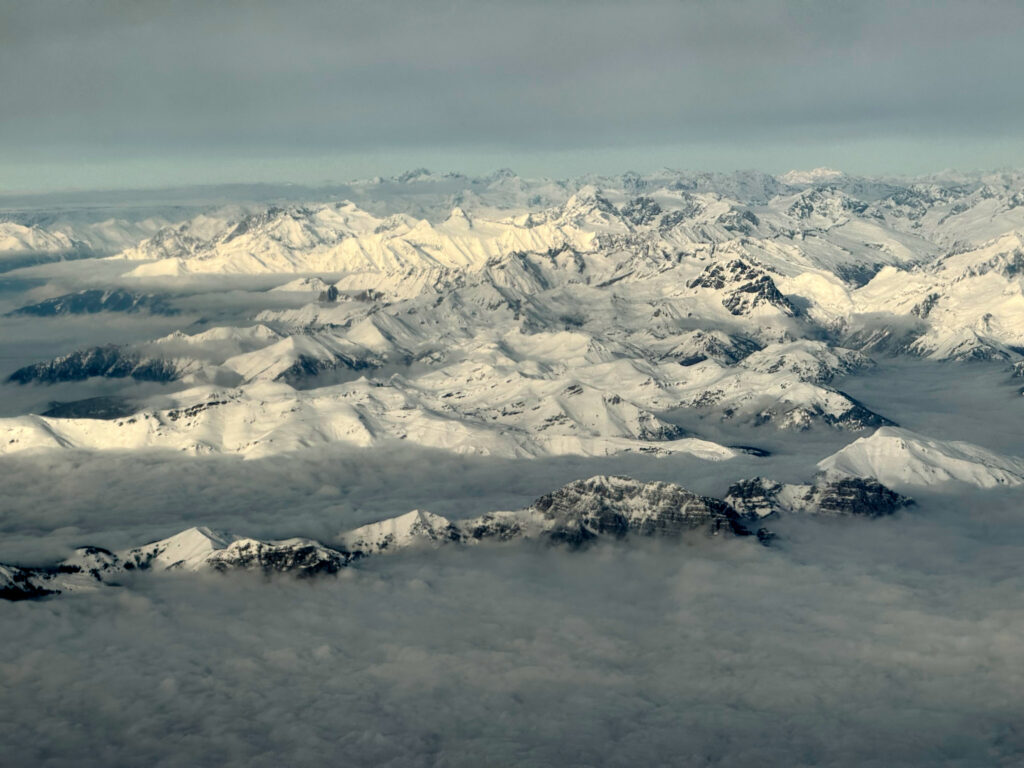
[0, 564, 59, 601]
[725, 476, 914, 520]
[528, 475, 753, 545]
[204, 539, 353, 576]
[750, 397, 894, 431]
[7, 289, 178, 317]
[41, 396, 139, 420]
[688, 259, 796, 317]
[619, 197, 663, 226]
[663, 330, 761, 366]
[0, 472, 923, 601]
[8, 346, 195, 384]
[0, 476, 767, 600]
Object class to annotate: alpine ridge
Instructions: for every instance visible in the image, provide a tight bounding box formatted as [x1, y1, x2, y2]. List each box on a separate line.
[4, 170, 1024, 495]
[1, 472, 911, 600]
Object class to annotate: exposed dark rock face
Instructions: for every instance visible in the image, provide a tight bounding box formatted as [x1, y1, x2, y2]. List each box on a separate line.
[911, 292, 941, 318]
[724, 478, 785, 520]
[749, 399, 894, 431]
[164, 399, 231, 422]
[461, 514, 532, 542]
[827, 393, 896, 429]
[8, 346, 187, 384]
[722, 276, 793, 317]
[786, 189, 867, 220]
[559, 190, 620, 224]
[0, 566, 58, 601]
[804, 477, 914, 518]
[530, 475, 753, 546]
[730, 445, 772, 457]
[318, 285, 340, 302]
[688, 259, 796, 317]
[746, 345, 874, 385]
[945, 343, 1019, 363]
[833, 262, 885, 288]
[2, 531, 359, 600]
[342, 511, 465, 557]
[844, 322, 1016, 363]
[222, 207, 287, 243]
[0, 547, 120, 600]
[635, 420, 690, 442]
[52, 547, 123, 583]
[664, 330, 761, 366]
[947, 248, 1024, 280]
[620, 197, 663, 226]
[138, 226, 206, 260]
[725, 476, 914, 520]
[207, 541, 355, 577]
[715, 209, 760, 235]
[841, 323, 926, 356]
[3, 474, 914, 601]
[42, 396, 138, 420]
[657, 195, 703, 228]
[7, 289, 178, 317]
[276, 352, 379, 386]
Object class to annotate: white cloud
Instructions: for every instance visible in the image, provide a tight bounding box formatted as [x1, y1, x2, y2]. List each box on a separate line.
[2, 501, 1023, 766]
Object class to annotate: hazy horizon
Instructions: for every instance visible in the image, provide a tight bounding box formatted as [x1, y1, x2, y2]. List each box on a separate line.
[3, 0, 1023, 193]
[4, 154, 1024, 200]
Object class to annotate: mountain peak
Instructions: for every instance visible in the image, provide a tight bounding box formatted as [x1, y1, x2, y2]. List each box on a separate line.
[340, 509, 462, 554]
[819, 427, 1024, 488]
[445, 206, 473, 227]
[395, 168, 433, 183]
[779, 167, 845, 186]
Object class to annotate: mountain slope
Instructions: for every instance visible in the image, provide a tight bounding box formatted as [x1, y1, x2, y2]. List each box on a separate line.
[0, 380, 741, 460]
[818, 427, 1024, 488]
[7, 289, 179, 317]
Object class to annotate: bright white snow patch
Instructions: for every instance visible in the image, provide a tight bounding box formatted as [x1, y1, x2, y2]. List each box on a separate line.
[818, 426, 1024, 488]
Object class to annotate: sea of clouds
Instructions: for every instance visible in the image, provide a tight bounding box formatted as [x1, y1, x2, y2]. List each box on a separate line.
[3, 498, 1023, 767]
[2, 260, 1023, 766]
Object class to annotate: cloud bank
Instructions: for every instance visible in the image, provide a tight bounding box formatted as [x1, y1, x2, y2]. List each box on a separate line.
[3, 0, 1024, 188]
[2, 501, 1023, 766]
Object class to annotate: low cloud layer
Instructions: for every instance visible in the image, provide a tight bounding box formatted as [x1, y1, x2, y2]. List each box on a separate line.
[3, 502, 1023, 766]
[2, 352, 1022, 765]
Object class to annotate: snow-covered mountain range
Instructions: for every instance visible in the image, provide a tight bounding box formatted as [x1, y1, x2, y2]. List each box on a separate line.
[6, 170, 1024, 458]
[2, 168, 1023, 593]
[2, 472, 913, 600]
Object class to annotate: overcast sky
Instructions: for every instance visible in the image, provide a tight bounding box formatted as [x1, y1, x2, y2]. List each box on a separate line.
[2, 0, 1023, 191]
